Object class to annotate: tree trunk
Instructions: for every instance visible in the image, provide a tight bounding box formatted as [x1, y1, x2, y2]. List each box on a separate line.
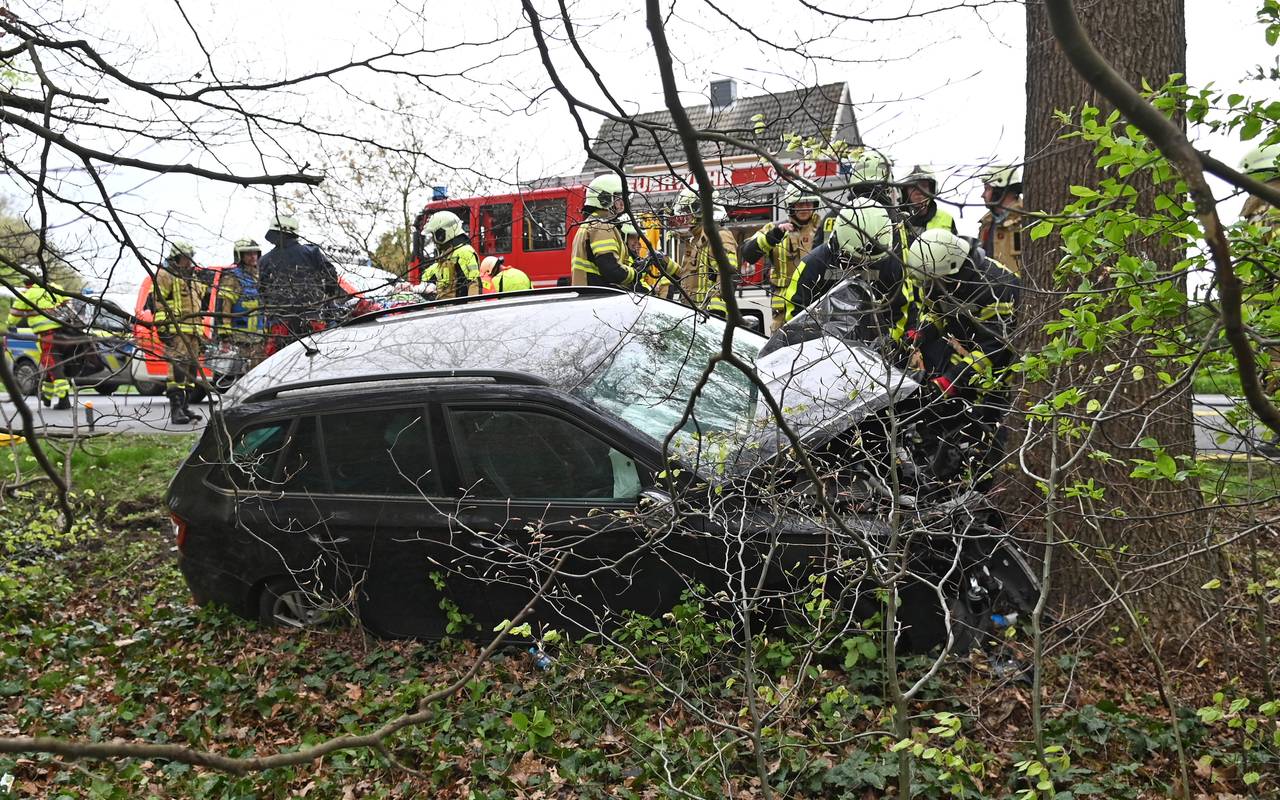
[1021, 0, 1211, 633]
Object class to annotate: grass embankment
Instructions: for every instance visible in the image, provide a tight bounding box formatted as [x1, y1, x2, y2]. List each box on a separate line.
[0, 435, 1277, 798]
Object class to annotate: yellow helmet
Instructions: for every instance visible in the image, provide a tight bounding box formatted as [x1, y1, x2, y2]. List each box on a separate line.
[1239, 142, 1280, 176]
[829, 199, 894, 262]
[585, 173, 625, 211]
[905, 228, 970, 279]
[425, 210, 465, 245]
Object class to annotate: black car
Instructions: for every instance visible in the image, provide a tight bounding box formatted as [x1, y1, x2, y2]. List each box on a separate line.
[168, 288, 1037, 650]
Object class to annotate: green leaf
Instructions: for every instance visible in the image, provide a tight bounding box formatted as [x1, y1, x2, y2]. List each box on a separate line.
[1030, 220, 1054, 241]
[1202, 578, 1222, 590]
[1131, 365, 1145, 381]
[1242, 115, 1264, 140]
[1244, 771, 1261, 786]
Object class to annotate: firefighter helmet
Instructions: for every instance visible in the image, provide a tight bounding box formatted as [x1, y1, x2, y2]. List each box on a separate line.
[847, 149, 893, 185]
[905, 228, 970, 279]
[783, 186, 821, 220]
[673, 188, 727, 224]
[829, 199, 894, 262]
[268, 214, 299, 235]
[479, 255, 503, 277]
[1239, 142, 1280, 176]
[980, 165, 1023, 190]
[233, 238, 261, 261]
[900, 164, 938, 195]
[585, 173, 625, 212]
[167, 240, 195, 261]
[424, 210, 464, 245]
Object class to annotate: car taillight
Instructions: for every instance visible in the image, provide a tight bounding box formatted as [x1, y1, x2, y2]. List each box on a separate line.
[171, 513, 189, 551]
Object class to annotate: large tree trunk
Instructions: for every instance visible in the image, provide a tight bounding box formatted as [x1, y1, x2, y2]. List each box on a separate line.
[1020, 0, 1211, 633]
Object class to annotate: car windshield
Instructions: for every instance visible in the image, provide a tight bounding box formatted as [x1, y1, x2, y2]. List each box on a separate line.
[575, 306, 764, 447]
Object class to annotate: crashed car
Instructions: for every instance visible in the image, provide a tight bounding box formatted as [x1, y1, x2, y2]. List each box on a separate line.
[167, 287, 1037, 650]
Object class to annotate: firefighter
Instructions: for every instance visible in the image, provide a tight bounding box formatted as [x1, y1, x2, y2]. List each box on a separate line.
[670, 187, 738, 315]
[741, 186, 822, 329]
[8, 279, 74, 409]
[484, 256, 533, 293]
[781, 198, 917, 354]
[622, 220, 674, 299]
[976, 166, 1024, 276]
[422, 210, 479, 299]
[904, 228, 1020, 487]
[258, 215, 341, 355]
[570, 174, 635, 290]
[219, 238, 264, 365]
[1240, 141, 1280, 227]
[900, 164, 958, 241]
[153, 241, 207, 425]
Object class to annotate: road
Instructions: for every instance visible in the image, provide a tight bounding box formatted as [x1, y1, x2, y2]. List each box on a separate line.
[0, 391, 1272, 459]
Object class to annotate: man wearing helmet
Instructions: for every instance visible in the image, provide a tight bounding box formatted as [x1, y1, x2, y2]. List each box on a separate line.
[818, 148, 902, 247]
[8, 277, 75, 410]
[422, 210, 479, 299]
[1237, 142, 1280, 455]
[482, 255, 533, 293]
[152, 240, 207, 425]
[570, 174, 636, 290]
[219, 238, 264, 365]
[900, 164, 958, 241]
[741, 185, 822, 329]
[782, 198, 914, 347]
[670, 187, 739, 315]
[258, 214, 341, 355]
[976, 166, 1025, 276]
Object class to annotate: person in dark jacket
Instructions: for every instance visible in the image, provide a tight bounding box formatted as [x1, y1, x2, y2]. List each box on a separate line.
[904, 227, 1020, 488]
[258, 214, 341, 355]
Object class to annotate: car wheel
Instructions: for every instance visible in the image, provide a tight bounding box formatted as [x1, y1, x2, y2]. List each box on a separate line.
[137, 381, 165, 397]
[257, 578, 330, 629]
[12, 359, 39, 397]
[93, 384, 118, 396]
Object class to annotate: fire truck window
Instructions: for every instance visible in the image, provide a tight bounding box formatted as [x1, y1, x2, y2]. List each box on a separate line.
[523, 199, 568, 252]
[479, 203, 513, 254]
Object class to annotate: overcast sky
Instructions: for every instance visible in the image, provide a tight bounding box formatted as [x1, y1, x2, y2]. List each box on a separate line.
[5, 0, 1272, 296]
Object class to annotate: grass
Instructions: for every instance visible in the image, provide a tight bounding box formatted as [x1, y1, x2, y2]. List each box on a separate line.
[0, 435, 1278, 798]
[1192, 371, 1244, 396]
[0, 432, 195, 504]
[1200, 458, 1280, 506]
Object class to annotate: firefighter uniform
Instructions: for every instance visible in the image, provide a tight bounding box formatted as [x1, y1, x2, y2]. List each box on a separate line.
[152, 245, 207, 424]
[977, 198, 1024, 276]
[219, 265, 264, 363]
[677, 225, 739, 314]
[493, 265, 533, 292]
[570, 213, 635, 289]
[8, 284, 73, 408]
[741, 216, 819, 327]
[431, 240, 480, 299]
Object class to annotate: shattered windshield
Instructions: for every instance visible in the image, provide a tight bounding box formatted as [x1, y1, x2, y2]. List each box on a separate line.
[575, 307, 764, 448]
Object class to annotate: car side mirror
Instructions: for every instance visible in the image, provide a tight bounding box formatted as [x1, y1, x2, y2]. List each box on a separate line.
[637, 487, 676, 529]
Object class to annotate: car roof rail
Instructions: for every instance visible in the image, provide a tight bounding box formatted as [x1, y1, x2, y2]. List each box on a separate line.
[239, 369, 550, 403]
[342, 286, 628, 327]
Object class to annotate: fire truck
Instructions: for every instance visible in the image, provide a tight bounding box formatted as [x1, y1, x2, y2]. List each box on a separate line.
[408, 159, 845, 330]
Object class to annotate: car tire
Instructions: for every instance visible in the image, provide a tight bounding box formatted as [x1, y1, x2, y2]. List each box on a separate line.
[137, 381, 165, 397]
[12, 359, 39, 397]
[257, 577, 330, 630]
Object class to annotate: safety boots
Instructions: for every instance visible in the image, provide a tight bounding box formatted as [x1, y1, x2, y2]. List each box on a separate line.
[168, 389, 193, 425]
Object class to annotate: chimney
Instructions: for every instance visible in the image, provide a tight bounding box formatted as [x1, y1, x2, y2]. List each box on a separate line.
[710, 78, 737, 111]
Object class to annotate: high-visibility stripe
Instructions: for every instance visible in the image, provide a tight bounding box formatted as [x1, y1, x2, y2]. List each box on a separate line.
[589, 241, 621, 255]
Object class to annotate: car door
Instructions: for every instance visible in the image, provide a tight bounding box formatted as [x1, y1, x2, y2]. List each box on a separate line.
[435, 390, 712, 638]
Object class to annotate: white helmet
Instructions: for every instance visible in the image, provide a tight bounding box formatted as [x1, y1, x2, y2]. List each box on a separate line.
[980, 165, 1023, 190]
[900, 164, 938, 194]
[232, 238, 261, 262]
[268, 214, 299, 236]
[906, 228, 970, 279]
[585, 173, 625, 211]
[783, 186, 821, 219]
[479, 255, 503, 277]
[829, 199, 894, 262]
[672, 187, 727, 225]
[1239, 142, 1280, 176]
[847, 149, 893, 185]
[425, 210, 465, 245]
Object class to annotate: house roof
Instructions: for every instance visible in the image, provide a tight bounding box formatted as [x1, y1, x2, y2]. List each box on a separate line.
[582, 82, 859, 174]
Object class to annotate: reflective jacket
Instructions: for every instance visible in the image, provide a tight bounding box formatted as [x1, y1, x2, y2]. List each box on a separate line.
[570, 214, 634, 289]
[913, 256, 1020, 397]
[740, 217, 820, 313]
[427, 235, 479, 300]
[153, 268, 206, 336]
[493, 266, 533, 293]
[220, 265, 262, 334]
[8, 285, 70, 333]
[258, 237, 341, 319]
[676, 225, 739, 313]
[905, 203, 957, 242]
[977, 198, 1024, 276]
[782, 241, 914, 343]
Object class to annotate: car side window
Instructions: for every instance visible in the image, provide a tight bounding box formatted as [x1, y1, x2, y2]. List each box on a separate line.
[320, 408, 440, 496]
[280, 417, 329, 494]
[224, 421, 291, 490]
[447, 408, 641, 501]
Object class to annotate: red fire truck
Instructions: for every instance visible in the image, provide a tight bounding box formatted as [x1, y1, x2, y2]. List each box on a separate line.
[408, 160, 845, 329]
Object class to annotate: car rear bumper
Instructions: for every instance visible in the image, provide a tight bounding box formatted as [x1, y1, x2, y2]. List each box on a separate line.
[177, 551, 256, 619]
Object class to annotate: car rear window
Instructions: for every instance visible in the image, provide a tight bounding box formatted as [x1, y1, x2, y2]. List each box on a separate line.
[447, 408, 641, 501]
[222, 421, 290, 490]
[321, 408, 439, 496]
[280, 417, 329, 493]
